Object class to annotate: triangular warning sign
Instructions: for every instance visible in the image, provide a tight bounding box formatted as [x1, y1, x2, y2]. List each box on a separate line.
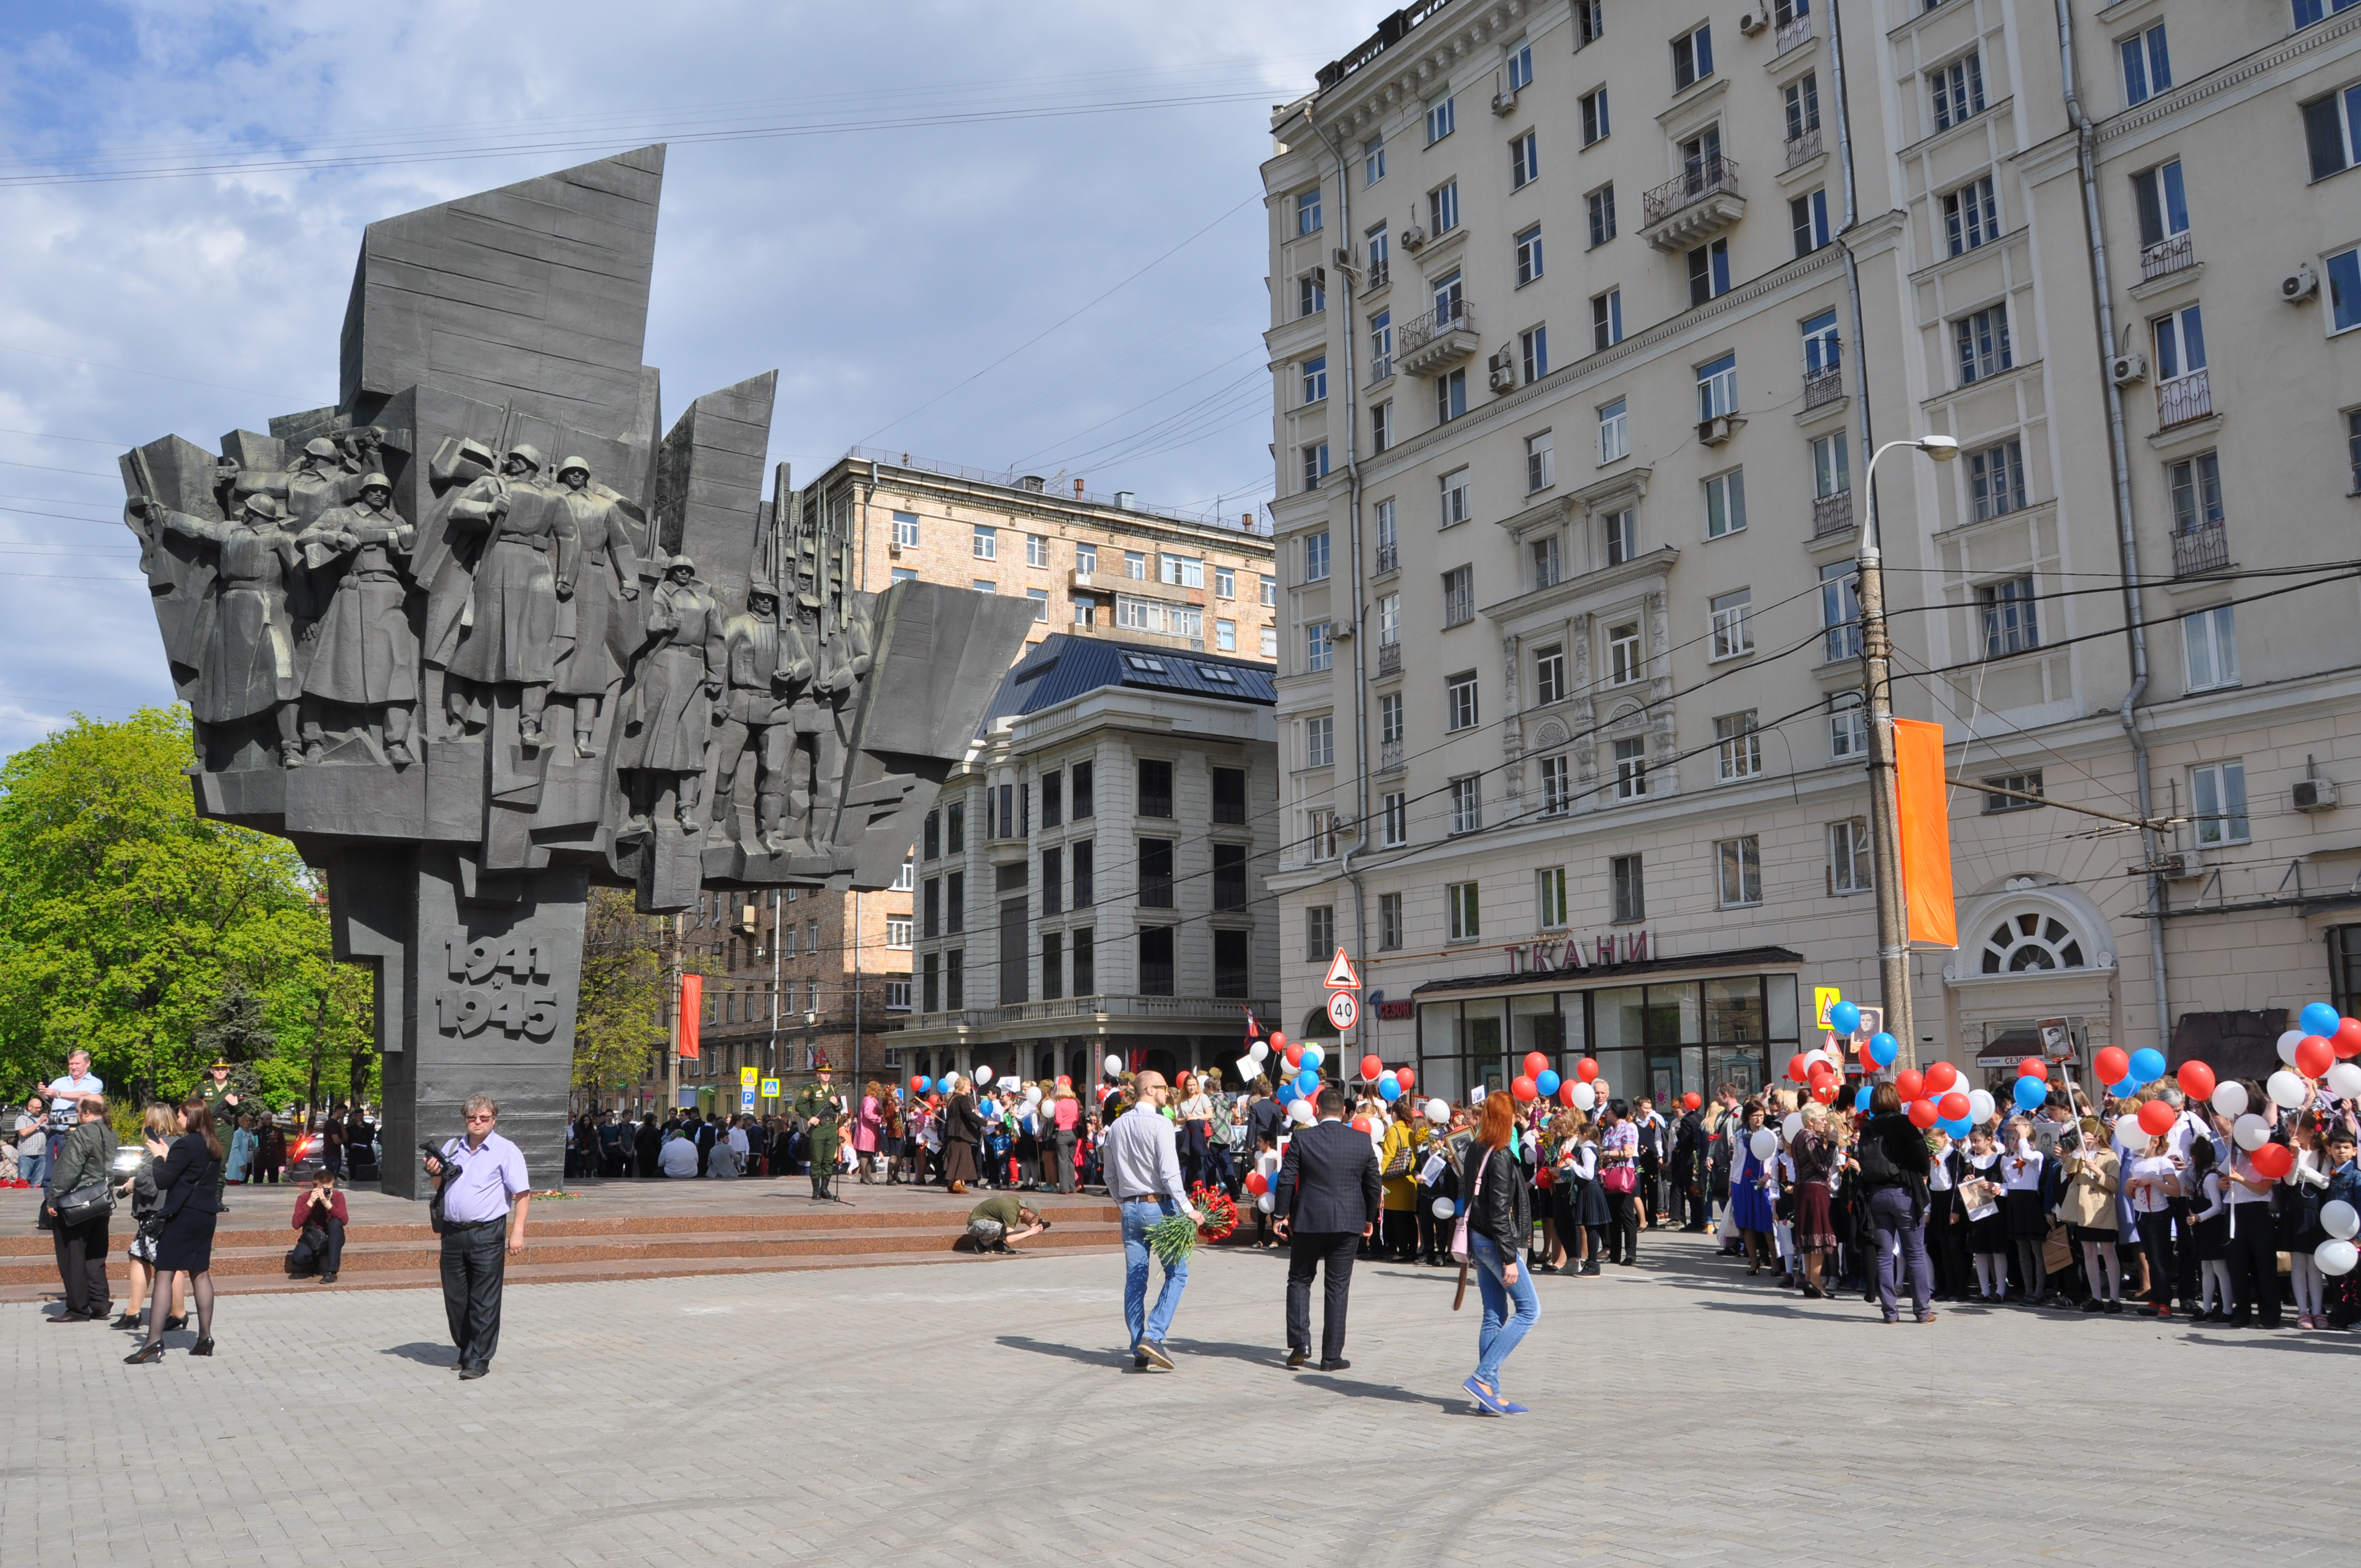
[1323, 948, 1361, 990]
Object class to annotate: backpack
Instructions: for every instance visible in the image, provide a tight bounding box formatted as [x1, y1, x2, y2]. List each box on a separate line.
[1856, 1126, 1903, 1189]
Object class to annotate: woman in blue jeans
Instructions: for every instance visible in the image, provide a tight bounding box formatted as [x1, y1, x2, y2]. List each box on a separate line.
[1460, 1092, 1539, 1414]
[1854, 1084, 1937, 1323]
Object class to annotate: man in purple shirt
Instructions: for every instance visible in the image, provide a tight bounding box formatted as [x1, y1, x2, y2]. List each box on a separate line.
[423, 1095, 531, 1380]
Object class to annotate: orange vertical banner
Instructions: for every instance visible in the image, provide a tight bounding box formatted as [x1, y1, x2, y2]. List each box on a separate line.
[678, 973, 704, 1060]
[1893, 717, 1957, 948]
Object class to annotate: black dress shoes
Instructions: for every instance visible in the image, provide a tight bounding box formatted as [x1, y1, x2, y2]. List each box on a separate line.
[1316, 1358, 1351, 1372]
[1286, 1348, 1310, 1368]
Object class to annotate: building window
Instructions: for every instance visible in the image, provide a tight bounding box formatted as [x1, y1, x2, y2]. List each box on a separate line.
[1704, 470, 1747, 539]
[1790, 189, 1830, 256]
[1074, 543, 1097, 575]
[1673, 24, 1713, 92]
[1447, 880, 1482, 940]
[1377, 592, 1400, 647]
[1506, 35, 1533, 92]
[1302, 355, 1328, 405]
[971, 525, 996, 560]
[1613, 736, 1648, 799]
[1697, 352, 1738, 420]
[1830, 690, 1867, 760]
[1304, 715, 1335, 769]
[921, 878, 939, 939]
[1261, 627, 1278, 658]
[1611, 853, 1645, 922]
[946, 801, 965, 852]
[1821, 560, 1861, 662]
[1576, 0, 1604, 46]
[2120, 23, 2171, 107]
[1448, 776, 1482, 835]
[894, 854, 915, 891]
[1139, 925, 1174, 997]
[1442, 568, 1474, 629]
[1687, 237, 1731, 306]
[2299, 0, 2361, 28]
[1304, 530, 1331, 581]
[886, 979, 912, 1012]
[1138, 838, 1174, 907]
[1070, 762, 1094, 819]
[1438, 467, 1472, 530]
[923, 810, 940, 861]
[1520, 325, 1549, 382]
[1025, 589, 1049, 622]
[1715, 711, 1762, 781]
[1207, 766, 1247, 826]
[1603, 508, 1637, 567]
[1307, 904, 1334, 961]
[1929, 52, 1986, 133]
[1524, 430, 1554, 493]
[973, 579, 996, 596]
[1435, 367, 1468, 422]
[1828, 819, 1872, 895]
[1533, 643, 1566, 704]
[1041, 930, 1063, 1001]
[2132, 160, 2188, 250]
[1138, 758, 1173, 818]
[1379, 690, 1404, 743]
[1536, 865, 1569, 928]
[1710, 589, 1753, 659]
[1716, 835, 1763, 908]
[1530, 535, 1560, 590]
[1371, 401, 1392, 454]
[1581, 88, 1610, 147]
[1071, 927, 1094, 994]
[1813, 431, 1851, 499]
[1042, 847, 1063, 916]
[1981, 770, 2043, 813]
[1511, 129, 1539, 189]
[1971, 439, 2027, 519]
[1260, 575, 1276, 608]
[2183, 605, 2239, 692]
[1297, 186, 1323, 235]
[1978, 575, 2039, 657]
[2303, 80, 2361, 179]
[1380, 790, 1407, 849]
[1214, 842, 1248, 911]
[1786, 72, 1820, 141]
[1302, 443, 1330, 492]
[1607, 619, 1642, 684]
[1592, 288, 1623, 349]
[1428, 179, 1460, 236]
[1445, 668, 1479, 730]
[1584, 399, 1628, 469]
[1538, 755, 1571, 818]
[1367, 224, 1390, 287]
[891, 510, 920, 549]
[1802, 308, 1840, 377]
[945, 950, 964, 1011]
[2153, 303, 2207, 380]
[2191, 760, 2250, 846]
[886, 916, 913, 949]
[1026, 533, 1048, 568]
[1212, 927, 1250, 999]
[921, 951, 938, 1013]
[1299, 274, 1325, 318]
[1369, 309, 1393, 382]
[1071, 838, 1094, 907]
[1379, 891, 1403, 950]
[1214, 565, 1235, 598]
[891, 567, 918, 585]
[1364, 135, 1386, 184]
[1955, 305, 2013, 384]
[1215, 618, 1236, 651]
[1426, 94, 1455, 145]
[1945, 175, 2000, 255]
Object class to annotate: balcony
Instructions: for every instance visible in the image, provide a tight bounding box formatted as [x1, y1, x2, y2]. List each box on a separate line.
[1379, 738, 1405, 772]
[1811, 491, 1854, 540]
[1076, 568, 1199, 605]
[2172, 518, 2229, 578]
[1784, 126, 1823, 170]
[1775, 13, 1815, 54]
[1375, 541, 1398, 574]
[2157, 367, 2212, 429]
[1378, 641, 1401, 677]
[2140, 233, 2195, 284]
[1802, 366, 1843, 410]
[1642, 154, 1745, 252]
[1396, 299, 1479, 378]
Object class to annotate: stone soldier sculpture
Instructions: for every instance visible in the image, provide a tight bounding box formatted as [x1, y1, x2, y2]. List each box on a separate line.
[549, 456, 643, 758]
[444, 444, 580, 750]
[615, 555, 723, 835]
[709, 580, 815, 854]
[295, 472, 419, 766]
[135, 492, 309, 766]
[286, 432, 378, 533]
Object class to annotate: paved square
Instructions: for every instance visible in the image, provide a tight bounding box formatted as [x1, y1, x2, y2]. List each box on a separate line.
[3, 1229, 2344, 1565]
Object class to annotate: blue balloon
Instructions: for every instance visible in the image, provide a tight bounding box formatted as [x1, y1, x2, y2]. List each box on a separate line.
[1868, 1032, 1899, 1068]
[2013, 1075, 2049, 1111]
[1378, 1077, 1402, 1102]
[2128, 1047, 2167, 1084]
[1296, 1069, 1321, 1096]
[1829, 1000, 1862, 1036]
[1938, 1116, 1972, 1140]
[916, 1077, 932, 1095]
[1854, 1086, 1873, 1112]
[1275, 1081, 1298, 1104]
[2109, 1077, 2137, 1099]
[1535, 1069, 1562, 1097]
[2302, 1001, 2342, 1038]
[1300, 1044, 1325, 1072]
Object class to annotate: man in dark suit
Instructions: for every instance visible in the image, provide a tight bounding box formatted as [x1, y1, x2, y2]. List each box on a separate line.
[1275, 1084, 1383, 1371]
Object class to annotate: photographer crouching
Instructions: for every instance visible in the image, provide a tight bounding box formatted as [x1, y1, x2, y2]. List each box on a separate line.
[287, 1167, 347, 1283]
[421, 1095, 530, 1381]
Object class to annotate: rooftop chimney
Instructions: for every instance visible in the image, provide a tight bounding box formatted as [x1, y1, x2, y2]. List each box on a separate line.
[1241, 513, 1254, 530]
[1074, 478, 1086, 498]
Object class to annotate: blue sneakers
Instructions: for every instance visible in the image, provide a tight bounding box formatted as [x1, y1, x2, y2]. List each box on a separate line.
[1464, 1375, 1508, 1414]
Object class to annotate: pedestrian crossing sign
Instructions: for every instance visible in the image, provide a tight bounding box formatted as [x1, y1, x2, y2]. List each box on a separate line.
[760, 1079, 780, 1099]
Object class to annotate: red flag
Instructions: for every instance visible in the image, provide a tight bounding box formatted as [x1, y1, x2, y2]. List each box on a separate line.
[678, 973, 703, 1060]
[1244, 1008, 1261, 1039]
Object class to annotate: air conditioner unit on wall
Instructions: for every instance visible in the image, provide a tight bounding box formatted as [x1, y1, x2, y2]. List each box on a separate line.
[1492, 89, 1519, 116]
[2155, 853, 2196, 880]
[1696, 415, 1740, 445]
[1738, 8, 1769, 35]
[2282, 264, 2320, 303]
[2109, 351, 2147, 386]
[1400, 224, 1427, 251]
[1487, 349, 1515, 391]
[2293, 778, 2341, 812]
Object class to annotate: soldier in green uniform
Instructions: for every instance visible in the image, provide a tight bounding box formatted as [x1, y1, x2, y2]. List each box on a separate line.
[806, 1105, 843, 1201]
[202, 1061, 244, 1197]
[791, 1069, 840, 1130]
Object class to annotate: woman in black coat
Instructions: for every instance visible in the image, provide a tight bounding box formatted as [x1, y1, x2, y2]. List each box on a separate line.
[125, 1101, 225, 1363]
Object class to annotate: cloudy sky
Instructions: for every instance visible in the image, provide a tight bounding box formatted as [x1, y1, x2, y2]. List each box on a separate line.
[0, 0, 1377, 756]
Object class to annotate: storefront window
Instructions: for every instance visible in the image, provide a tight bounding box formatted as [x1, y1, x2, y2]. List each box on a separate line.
[1704, 976, 1764, 1041]
[1511, 994, 1564, 1072]
[2333, 927, 2361, 1021]
[1417, 972, 1794, 1108]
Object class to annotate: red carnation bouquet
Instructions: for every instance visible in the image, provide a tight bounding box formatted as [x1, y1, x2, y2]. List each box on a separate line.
[1192, 1182, 1238, 1243]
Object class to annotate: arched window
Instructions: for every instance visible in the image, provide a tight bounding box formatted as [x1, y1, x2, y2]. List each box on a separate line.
[1979, 910, 2087, 974]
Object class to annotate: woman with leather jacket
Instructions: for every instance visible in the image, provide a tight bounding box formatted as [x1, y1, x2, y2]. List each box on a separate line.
[1461, 1091, 1539, 1415]
[112, 1104, 188, 1333]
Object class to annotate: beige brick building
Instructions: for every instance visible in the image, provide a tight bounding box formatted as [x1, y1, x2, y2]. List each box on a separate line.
[1260, 0, 2361, 1107]
[637, 455, 1277, 1115]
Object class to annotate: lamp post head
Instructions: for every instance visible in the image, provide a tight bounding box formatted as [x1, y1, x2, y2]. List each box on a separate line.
[1916, 435, 1961, 461]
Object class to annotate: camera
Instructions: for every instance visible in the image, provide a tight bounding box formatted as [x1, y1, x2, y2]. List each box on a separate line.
[420, 1140, 460, 1174]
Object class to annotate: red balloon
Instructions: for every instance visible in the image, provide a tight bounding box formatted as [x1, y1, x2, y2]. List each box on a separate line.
[1361, 1054, 1383, 1081]
[1351, 1117, 1373, 1134]
[2249, 1142, 2293, 1180]
[1923, 1061, 1960, 1096]
[1245, 1171, 1269, 1195]
[1558, 1081, 1579, 1107]
[1056, 1074, 1071, 1088]
[1522, 1052, 1549, 1080]
[2019, 1057, 2049, 1082]
[1283, 1044, 1304, 1069]
[909, 1076, 924, 1092]
[1576, 1057, 1599, 1083]
[1786, 1054, 1810, 1084]
[2335, 1019, 2361, 1060]
[2297, 1036, 2336, 1078]
[2094, 1046, 2130, 1084]
[1511, 1075, 1538, 1103]
[1396, 1068, 1416, 1091]
[1810, 1081, 1839, 1106]
[2136, 1099, 2177, 1137]
[1937, 1091, 1970, 1121]
[1906, 1098, 1938, 1129]
[2175, 1060, 2216, 1101]
[1682, 1092, 1702, 1111]
[1894, 1069, 1924, 1102]
[1269, 1031, 1288, 1057]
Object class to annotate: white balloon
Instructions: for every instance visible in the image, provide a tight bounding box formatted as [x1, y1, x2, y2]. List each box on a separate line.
[974, 1065, 994, 1085]
[2233, 1113, 2272, 1152]
[1430, 1197, 1457, 1219]
[1250, 1041, 1270, 1060]
[2211, 1081, 2249, 1117]
[1103, 1054, 1123, 1077]
[2278, 1030, 2306, 1067]
[1781, 1112, 1804, 1142]
[1378, 1069, 1398, 1084]
[2267, 1071, 2308, 1110]
[1425, 1098, 1451, 1126]
[1023, 1085, 1042, 1103]
[2330, 1063, 2361, 1101]
[2322, 1199, 2360, 1242]
[1571, 1082, 1598, 1112]
[1749, 1128, 1777, 1162]
[1287, 1099, 1315, 1125]
[1967, 1090, 1997, 1124]
[2315, 1238, 2359, 1277]
[1257, 1193, 1276, 1213]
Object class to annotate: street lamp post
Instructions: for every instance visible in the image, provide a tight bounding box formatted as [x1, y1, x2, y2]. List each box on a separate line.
[1854, 435, 1959, 1071]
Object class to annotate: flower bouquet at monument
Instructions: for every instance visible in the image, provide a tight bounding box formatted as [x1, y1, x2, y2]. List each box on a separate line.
[1144, 1183, 1239, 1266]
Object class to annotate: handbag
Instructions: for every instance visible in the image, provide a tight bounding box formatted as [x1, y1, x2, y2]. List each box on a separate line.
[1383, 1143, 1415, 1180]
[52, 1179, 116, 1228]
[1602, 1163, 1638, 1195]
[1449, 1149, 1490, 1263]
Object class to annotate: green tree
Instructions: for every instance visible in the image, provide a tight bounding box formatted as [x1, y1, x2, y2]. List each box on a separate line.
[574, 886, 668, 1102]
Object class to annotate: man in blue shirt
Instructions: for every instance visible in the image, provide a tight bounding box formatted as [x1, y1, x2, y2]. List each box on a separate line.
[423, 1095, 531, 1380]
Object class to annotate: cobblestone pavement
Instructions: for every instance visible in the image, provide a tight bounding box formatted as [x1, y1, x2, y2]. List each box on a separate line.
[3, 1227, 2347, 1566]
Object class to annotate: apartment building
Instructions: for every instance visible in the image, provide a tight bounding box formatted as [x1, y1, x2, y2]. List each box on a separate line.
[637, 458, 1279, 1110]
[896, 633, 1282, 1091]
[1262, 0, 2361, 1106]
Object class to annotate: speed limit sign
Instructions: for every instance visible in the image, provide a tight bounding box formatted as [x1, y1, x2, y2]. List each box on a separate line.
[1326, 990, 1359, 1031]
